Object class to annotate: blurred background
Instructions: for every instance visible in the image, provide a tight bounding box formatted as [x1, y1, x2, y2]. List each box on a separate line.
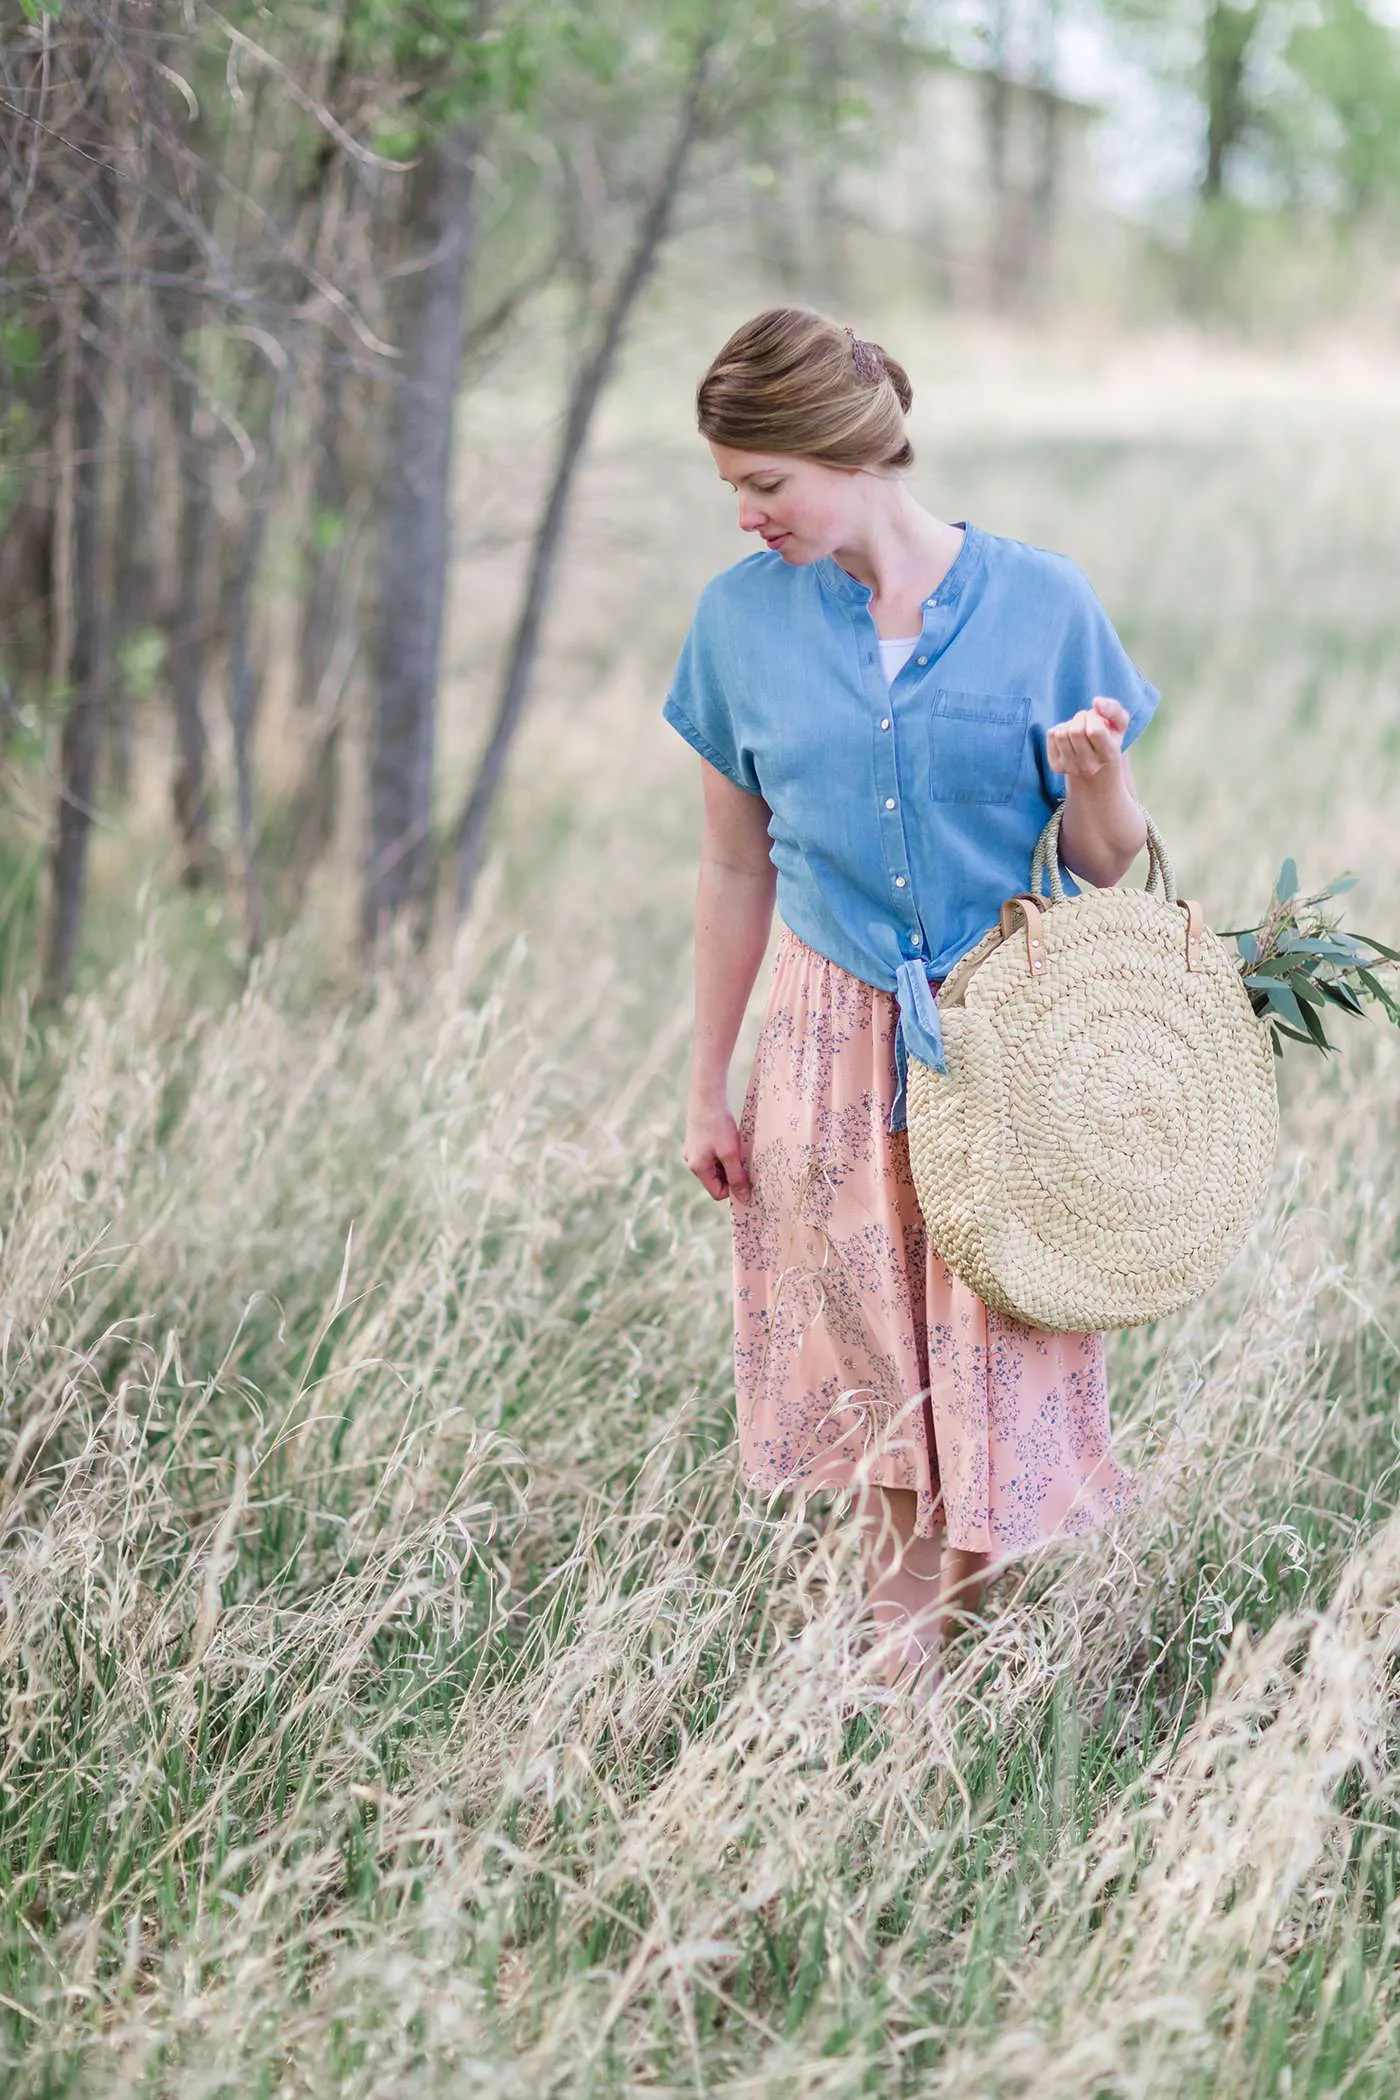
[3, 0, 1399, 1003]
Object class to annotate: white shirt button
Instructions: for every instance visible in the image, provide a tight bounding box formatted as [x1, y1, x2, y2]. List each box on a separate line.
[911, 933, 922, 948]
[894, 875, 907, 888]
[884, 797, 896, 810]
[879, 716, 891, 731]
[916, 656, 928, 666]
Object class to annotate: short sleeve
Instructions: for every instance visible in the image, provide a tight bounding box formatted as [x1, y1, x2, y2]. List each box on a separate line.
[1048, 562, 1161, 758]
[662, 583, 764, 797]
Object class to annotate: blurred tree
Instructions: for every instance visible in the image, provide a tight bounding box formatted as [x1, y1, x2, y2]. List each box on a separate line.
[43, 110, 116, 1005]
[1098, 0, 1400, 217]
[448, 9, 718, 919]
[351, 0, 560, 952]
[1277, 0, 1400, 217]
[1203, 0, 1264, 200]
[448, 0, 925, 921]
[0, 0, 928, 983]
[1097, 0, 1279, 204]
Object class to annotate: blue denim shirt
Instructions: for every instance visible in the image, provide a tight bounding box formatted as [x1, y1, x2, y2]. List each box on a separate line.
[662, 521, 1160, 1129]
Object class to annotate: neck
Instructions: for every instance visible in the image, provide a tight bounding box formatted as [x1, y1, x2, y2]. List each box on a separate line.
[831, 484, 961, 605]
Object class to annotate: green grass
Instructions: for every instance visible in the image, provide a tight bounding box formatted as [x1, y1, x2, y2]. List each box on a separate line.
[1, 321, 1399, 2096]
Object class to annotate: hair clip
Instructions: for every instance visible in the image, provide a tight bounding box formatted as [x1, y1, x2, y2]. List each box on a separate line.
[845, 327, 885, 383]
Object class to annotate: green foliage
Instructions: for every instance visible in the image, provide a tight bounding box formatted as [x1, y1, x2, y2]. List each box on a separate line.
[0, 315, 43, 530]
[1100, 0, 1400, 222]
[1226, 868, 1400, 1056]
[347, 0, 574, 148]
[310, 506, 346, 556]
[1281, 0, 1400, 216]
[115, 626, 167, 704]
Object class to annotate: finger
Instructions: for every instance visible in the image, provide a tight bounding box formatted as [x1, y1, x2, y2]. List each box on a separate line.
[1092, 694, 1131, 733]
[1052, 723, 1096, 771]
[1055, 714, 1120, 771]
[1082, 716, 1121, 759]
[1048, 713, 1093, 761]
[688, 1153, 726, 1200]
[720, 1142, 751, 1204]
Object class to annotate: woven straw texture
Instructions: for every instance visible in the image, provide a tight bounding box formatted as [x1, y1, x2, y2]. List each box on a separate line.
[906, 810, 1279, 1333]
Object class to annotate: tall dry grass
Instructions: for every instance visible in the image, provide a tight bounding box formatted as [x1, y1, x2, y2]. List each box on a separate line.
[3, 316, 1400, 2096]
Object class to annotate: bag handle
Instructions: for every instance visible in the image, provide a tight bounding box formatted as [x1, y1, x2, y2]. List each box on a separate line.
[1029, 800, 1176, 906]
[1008, 804, 1204, 977]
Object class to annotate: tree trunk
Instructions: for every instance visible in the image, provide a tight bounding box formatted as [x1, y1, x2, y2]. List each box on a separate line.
[449, 38, 713, 921]
[297, 346, 349, 718]
[1028, 0, 1062, 307]
[41, 287, 108, 1002]
[222, 359, 290, 961]
[361, 126, 478, 952]
[982, 0, 1015, 306]
[286, 344, 355, 873]
[168, 363, 218, 887]
[1202, 0, 1261, 202]
[108, 383, 158, 802]
[0, 322, 60, 709]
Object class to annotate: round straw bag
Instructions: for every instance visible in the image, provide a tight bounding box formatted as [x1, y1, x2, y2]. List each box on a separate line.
[905, 805, 1279, 1332]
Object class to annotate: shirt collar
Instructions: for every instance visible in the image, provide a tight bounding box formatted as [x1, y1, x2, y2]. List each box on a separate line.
[814, 520, 983, 614]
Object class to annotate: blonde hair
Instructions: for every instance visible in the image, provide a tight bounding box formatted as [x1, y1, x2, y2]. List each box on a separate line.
[697, 306, 914, 472]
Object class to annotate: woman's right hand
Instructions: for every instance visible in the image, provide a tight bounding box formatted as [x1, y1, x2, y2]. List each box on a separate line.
[684, 1092, 752, 1205]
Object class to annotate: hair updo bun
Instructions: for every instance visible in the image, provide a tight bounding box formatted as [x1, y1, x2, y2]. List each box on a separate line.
[697, 307, 914, 472]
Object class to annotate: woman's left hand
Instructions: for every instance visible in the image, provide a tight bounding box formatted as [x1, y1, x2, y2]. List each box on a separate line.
[1047, 695, 1130, 781]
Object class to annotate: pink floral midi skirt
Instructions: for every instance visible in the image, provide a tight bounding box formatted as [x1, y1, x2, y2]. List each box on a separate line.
[731, 929, 1142, 1557]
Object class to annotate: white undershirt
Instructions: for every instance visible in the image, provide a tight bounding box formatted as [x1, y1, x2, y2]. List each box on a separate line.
[877, 635, 920, 686]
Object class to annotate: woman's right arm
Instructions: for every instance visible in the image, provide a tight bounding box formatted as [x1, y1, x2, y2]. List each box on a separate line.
[683, 759, 777, 1205]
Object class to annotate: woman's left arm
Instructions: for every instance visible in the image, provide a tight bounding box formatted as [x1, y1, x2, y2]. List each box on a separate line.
[1050, 694, 1148, 887]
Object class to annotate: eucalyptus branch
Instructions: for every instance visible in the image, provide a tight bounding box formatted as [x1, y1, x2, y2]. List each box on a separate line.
[1224, 860, 1400, 1058]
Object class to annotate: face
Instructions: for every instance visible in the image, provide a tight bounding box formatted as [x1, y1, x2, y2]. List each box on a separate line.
[708, 442, 860, 564]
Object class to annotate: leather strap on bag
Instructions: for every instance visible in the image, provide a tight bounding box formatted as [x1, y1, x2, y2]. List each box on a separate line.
[1000, 893, 1048, 976]
[1178, 897, 1204, 971]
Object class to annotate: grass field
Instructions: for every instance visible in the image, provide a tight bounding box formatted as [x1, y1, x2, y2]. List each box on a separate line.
[3, 307, 1400, 2096]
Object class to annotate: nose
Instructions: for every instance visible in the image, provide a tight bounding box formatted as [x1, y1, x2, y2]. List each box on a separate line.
[737, 494, 767, 534]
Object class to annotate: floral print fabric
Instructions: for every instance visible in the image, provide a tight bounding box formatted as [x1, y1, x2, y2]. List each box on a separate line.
[732, 929, 1143, 1556]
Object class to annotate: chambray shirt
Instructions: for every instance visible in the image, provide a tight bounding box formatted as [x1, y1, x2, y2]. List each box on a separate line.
[662, 521, 1160, 1129]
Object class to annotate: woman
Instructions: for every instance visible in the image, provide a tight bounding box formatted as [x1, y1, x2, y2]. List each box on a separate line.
[663, 308, 1157, 1686]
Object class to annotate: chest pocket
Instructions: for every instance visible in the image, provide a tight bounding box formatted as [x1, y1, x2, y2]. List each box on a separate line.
[928, 690, 1031, 805]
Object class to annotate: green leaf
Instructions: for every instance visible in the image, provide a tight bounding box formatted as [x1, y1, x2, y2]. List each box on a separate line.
[1235, 931, 1260, 964]
[1296, 996, 1334, 1053]
[1288, 976, 1328, 1007]
[1273, 858, 1299, 905]
[1260, 980, 1311, 1033]
[1270, 1019, 1315, 1047]
[1315, 979, 1366, 1016]
[1356, 969, 1400, 1023]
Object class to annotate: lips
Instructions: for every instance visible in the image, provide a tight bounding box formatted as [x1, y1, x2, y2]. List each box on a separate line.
[762, 533, 789, 548]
